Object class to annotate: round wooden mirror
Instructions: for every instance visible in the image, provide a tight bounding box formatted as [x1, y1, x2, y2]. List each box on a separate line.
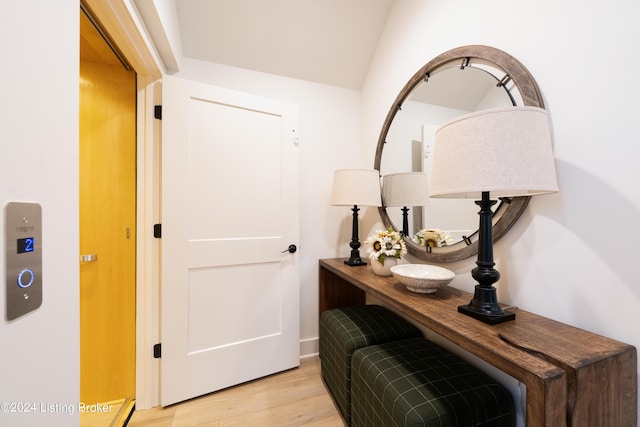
[375, 45, 544, 262]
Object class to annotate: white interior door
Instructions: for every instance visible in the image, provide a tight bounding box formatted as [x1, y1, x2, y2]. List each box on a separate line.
[160, 75, 300, 406]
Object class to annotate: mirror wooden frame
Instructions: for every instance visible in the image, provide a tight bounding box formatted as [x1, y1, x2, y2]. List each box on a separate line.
[374, 45, 544, 262]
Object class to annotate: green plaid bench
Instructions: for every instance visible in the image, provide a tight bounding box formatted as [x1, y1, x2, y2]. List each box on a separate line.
[320, 305, 422, 425]
[351, 337, 516, 427]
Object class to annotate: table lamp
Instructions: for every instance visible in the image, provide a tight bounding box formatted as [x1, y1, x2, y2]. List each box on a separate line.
[429, 106, 558, 324]
[331, 169, 382, 266]
[382, 172, 429, 236]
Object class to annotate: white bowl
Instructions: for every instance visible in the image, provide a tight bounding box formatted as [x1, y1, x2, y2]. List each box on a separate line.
[390, 264, 455, 294]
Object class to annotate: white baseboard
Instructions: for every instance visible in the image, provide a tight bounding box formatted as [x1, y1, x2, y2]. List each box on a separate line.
[299, 336, 319, 358]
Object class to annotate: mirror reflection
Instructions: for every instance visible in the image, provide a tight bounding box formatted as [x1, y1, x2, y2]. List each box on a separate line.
[375, 46, 544, 262]
[381, 64, 517, 244]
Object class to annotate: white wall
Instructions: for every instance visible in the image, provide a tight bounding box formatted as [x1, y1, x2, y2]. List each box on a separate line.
[174, 58, 365, 354]
[0, 1, 80, 427]
[2, 0, 637, 423]
[363, 0, 640, 423]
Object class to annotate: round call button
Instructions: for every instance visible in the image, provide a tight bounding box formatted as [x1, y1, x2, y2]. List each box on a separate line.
[17, 269, 35, 288]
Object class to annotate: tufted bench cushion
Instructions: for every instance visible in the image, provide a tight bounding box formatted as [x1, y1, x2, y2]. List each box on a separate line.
[319, 305, 422, 425]
[351, 337, 516, 427]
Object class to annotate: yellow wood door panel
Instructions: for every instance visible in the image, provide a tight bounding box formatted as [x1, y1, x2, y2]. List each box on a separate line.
[79, 53, 136, 403]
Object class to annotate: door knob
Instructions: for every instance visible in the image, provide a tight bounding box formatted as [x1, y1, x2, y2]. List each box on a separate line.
[281, 244, 297, 254]
[80, 254, 98, 262]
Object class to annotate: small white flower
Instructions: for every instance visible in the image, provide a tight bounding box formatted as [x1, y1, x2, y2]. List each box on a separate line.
[412, 228, 455, 248]
[364, 227, 407, 265]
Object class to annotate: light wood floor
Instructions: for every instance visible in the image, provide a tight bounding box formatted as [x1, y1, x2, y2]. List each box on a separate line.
[80, 398, 135, 427]
[127, 356, 344, 427]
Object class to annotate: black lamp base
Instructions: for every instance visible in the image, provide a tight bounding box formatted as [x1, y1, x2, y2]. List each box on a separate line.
[344, 258, 367, 267]
[344, 204, 367, 267]
[458, 282, 515, 324]
[458, 304, 515, 325]
[458, 192, 516, 325]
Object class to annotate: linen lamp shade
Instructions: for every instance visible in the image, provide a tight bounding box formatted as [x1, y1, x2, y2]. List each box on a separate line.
[382, 172, 429, 207]
[331, 169, 382, 207]
[429, 106, 558, 199]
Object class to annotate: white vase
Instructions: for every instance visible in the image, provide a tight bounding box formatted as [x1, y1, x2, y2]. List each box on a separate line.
[371, 257, 399, 276]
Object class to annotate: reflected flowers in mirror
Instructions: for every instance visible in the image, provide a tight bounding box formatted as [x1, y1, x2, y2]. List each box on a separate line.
[365, 227, 407, 265]
[412, 228, 455, 249]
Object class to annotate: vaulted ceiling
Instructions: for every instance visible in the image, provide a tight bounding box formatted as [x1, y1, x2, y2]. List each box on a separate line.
[171, 0, 395, 89]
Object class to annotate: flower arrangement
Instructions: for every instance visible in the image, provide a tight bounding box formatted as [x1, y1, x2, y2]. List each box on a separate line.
[412, 228, 455, 248]
[364, 227, 407, 265]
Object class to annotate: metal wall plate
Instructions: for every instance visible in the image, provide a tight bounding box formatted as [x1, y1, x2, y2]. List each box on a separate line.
[5, 202, 42, 320]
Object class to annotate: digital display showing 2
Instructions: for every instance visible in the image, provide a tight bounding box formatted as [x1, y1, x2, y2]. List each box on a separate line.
[17, 237, 35, 254]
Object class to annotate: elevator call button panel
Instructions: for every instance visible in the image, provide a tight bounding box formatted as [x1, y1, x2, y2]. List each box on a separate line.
[5, 202, 42, 320]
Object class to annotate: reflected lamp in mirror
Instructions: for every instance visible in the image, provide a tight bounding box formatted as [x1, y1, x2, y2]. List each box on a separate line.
[331, 169, 382, 266]
[382, 172, 429, 237]
[429, 106, 558, 324]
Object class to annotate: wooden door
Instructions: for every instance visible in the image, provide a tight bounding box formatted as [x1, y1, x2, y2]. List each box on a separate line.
[79, 10, 136, 404]
[160, 75, 300, 406]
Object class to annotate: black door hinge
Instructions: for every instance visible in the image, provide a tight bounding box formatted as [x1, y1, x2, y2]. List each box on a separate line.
[153, 343, 161, 359]
[154, 105, 162, 120]
[153, 224, 162, 238]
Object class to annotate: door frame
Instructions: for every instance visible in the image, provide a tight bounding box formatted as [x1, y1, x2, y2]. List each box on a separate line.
[83, 0, 163, 409]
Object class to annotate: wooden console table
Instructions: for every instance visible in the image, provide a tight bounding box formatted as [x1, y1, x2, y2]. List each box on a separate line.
[319, 258, 637, 427]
